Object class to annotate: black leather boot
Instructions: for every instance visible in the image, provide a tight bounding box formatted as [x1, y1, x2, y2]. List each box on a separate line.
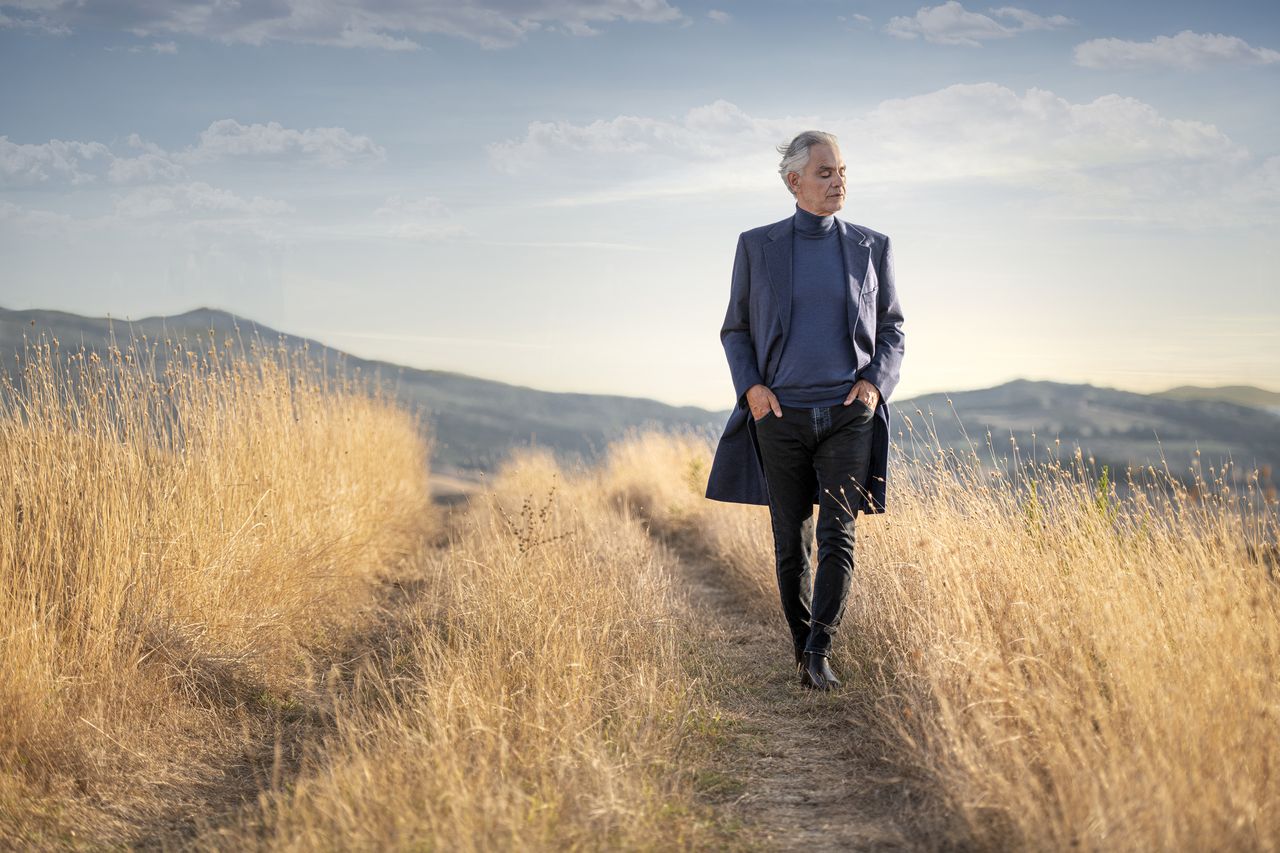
[801, 652, 842, 691]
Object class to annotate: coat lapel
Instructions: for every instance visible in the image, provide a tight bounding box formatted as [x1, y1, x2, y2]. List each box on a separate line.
[764, 215, 873, 344]
[839, 219, 874, 341]
[762, 218, 794, 338]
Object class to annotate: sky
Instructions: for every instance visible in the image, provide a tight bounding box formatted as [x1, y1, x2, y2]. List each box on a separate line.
[1, 0, 1277, 409]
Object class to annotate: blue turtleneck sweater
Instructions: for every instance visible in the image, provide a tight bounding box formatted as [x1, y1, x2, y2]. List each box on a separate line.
[770, 204, 858, 408]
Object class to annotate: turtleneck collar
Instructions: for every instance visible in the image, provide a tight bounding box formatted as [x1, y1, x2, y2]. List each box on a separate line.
[793, 203, 836, 238]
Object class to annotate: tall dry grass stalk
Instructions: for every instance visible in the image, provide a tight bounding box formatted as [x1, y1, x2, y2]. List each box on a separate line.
[600, 431, 776, 620]
[599, 421, 1280, 850]
[200, 449, 724, 851]
[0, 329, 432, 842]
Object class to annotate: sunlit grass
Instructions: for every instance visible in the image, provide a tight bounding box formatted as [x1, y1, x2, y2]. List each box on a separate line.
[201, 450, 724, 850]
[6, 325, 1275, 849]
[0, 335, 726, 850]
[0, 328, 432, 843]
[599, 415, 1280, 850]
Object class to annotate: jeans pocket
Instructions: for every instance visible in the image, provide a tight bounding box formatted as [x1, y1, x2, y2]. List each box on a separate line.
[850, 399, 874, 425]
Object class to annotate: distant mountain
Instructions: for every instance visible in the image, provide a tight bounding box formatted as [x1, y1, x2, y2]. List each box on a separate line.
[894, 379, 1280, 484]
[4, 306, 1276, 487]
[1154, 384, 1280, 414]
[0, 306, 728, 474]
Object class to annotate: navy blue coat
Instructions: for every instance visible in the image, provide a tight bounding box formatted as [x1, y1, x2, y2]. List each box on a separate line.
[704, 213, 905, 514]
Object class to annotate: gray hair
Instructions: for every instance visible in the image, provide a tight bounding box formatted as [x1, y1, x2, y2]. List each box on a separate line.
[777, 130, 839, 196]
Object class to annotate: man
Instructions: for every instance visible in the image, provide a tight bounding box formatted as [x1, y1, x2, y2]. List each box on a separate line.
[704, 130, 905, 691]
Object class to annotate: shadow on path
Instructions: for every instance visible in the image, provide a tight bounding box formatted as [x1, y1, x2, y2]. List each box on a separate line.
[127, 488, 471, 851]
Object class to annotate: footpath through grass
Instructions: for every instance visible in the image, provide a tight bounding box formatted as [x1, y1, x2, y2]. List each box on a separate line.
[194, 452, 742, 850]
[600, 428, 1280, 851]
[0, 336, 741, 850]
[9, 330, 1273, 850]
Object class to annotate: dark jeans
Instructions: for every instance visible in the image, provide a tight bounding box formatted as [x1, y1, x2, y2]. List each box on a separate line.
[753, 401, 875, 658]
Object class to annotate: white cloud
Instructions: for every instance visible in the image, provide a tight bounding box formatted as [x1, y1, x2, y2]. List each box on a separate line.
[179, 119, 386, 167]
[0, 120, 400, 254]
[0, 120, 385, 191]
[489, 83, 1278, 225]
[707, 9, 730, 24]
[0, 0, 685, 50]
[105, 134, 187, 183]
[0, 199, 73, 235]
[384, 221, 471, 241]
[988, 5, 1069, 31]
[0, 7, 68, 34]
[112, 182, 293, 219]
[0, 136, 112, 186]
[562, 20, 601, 36]
[885, 1, 1071, 46]
[374, 194, 451, 217]
[105, 39, 179, 53]
[105, 151, 186, 183]
[1074, 30, 1280, 70]
[372, 193, 469, 240]
[857, 83, 1242, 179]
[488, 99, 789, 179]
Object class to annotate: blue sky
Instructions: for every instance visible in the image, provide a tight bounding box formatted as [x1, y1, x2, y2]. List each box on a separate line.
[2, 0, 1277, 408]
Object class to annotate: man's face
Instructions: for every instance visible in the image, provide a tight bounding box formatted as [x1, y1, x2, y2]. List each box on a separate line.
[788, 143, 846, 216]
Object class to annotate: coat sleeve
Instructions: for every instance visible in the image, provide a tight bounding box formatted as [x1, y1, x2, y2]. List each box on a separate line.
[859, 235, 905, 402]
[720, 233, 764, 410]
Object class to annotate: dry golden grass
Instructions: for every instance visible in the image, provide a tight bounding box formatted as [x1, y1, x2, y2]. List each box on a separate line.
[0, 338, 726, 849]
[0, 330, 432, 844]
[8, 323, 1275, 851]
[195, 449, 726, 851]
[598, 422, 1280, 851]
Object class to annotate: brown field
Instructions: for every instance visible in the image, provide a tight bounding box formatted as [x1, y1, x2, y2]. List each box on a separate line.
[2, 336, 1277, 850]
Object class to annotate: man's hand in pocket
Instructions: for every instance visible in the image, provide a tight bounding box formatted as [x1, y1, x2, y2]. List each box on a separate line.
[843, 379, 880, 422]
[747, 384, 782, 421]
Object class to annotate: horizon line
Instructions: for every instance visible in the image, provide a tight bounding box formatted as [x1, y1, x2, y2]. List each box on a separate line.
[2, 303, 1278, 408]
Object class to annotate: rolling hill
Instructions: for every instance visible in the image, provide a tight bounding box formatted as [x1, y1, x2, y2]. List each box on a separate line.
[0, 305, 727, 474]
[3, 305, 1277, 484]
[893, 379, 1280, 484]
[1153, 384, 1280, 415]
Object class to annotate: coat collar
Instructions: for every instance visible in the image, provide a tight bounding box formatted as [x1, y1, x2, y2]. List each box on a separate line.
[762, 213, 874, 339]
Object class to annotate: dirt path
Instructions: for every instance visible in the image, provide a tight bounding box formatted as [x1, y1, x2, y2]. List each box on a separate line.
[125, 480, 940, 851]
[650, 527, 940, 852]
